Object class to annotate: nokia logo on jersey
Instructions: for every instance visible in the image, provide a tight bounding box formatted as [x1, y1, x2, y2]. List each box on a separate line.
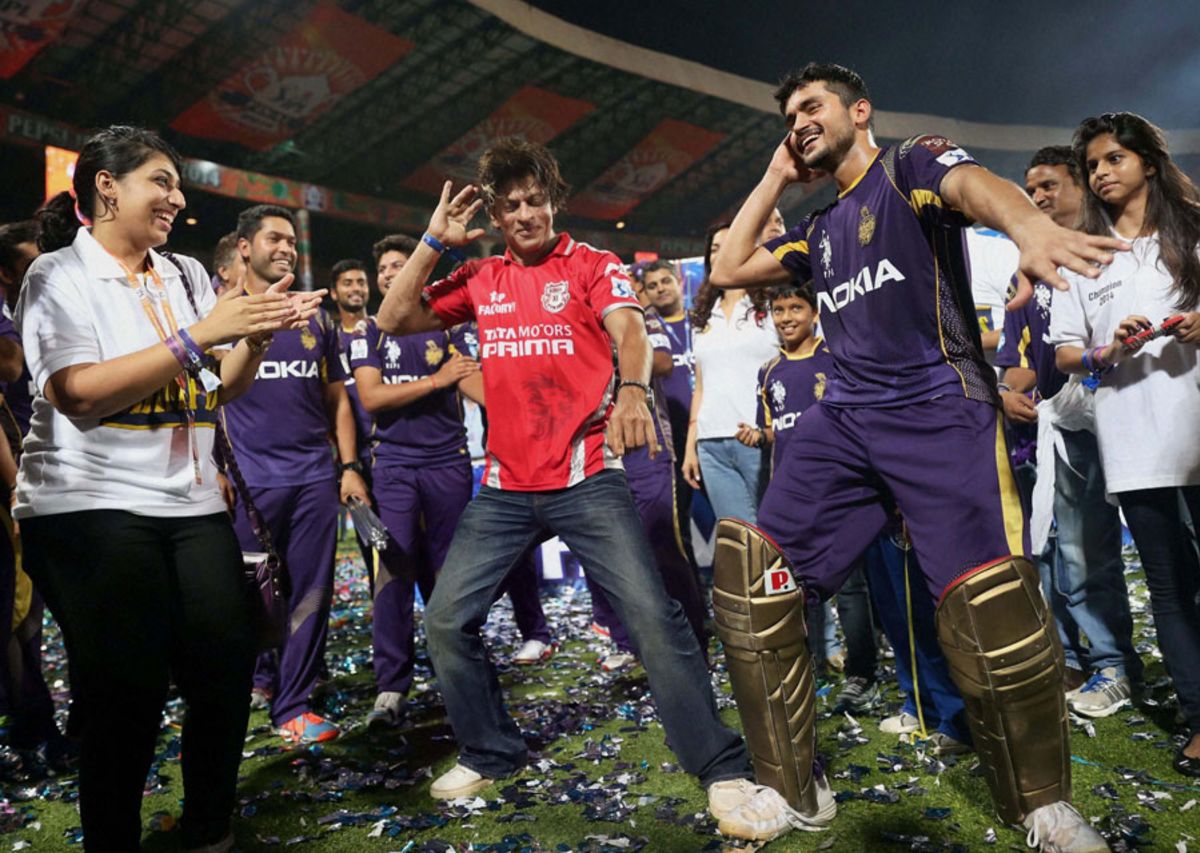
[672, 353, 694, 368]
[383, 375, 424, 385]
[257, 361, 319, 380]
[773, 412, 799, 431]
[481, 339, 575, 358]
[817, 259, 907, 314]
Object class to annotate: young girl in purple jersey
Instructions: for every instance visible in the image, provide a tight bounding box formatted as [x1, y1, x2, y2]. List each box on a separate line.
[1051, 112, 1200, 777]
[15, 126, 323, 851]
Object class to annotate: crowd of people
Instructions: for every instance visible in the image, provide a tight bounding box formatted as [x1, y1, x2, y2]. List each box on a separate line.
[0, 61, 1196, 852]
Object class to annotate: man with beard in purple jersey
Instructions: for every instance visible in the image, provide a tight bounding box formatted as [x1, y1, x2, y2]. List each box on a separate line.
[711, 63, 1127, 850]
[222, 205, 369, 746]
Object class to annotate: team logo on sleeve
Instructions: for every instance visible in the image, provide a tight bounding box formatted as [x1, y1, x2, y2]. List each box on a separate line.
[606, 262, 636, 299]
[384, 339, 401, 368]
[424, 340, 444, 366]
[858, 205, 876, 246]
[541, 280, 571, 313]
[819, 231, 834, 279]
[350, 338, 367, 360]
[300, 328, 317, 350]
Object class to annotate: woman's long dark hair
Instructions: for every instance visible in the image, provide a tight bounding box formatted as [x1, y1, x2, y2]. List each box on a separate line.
[36, 126, 183, 254]
[1073, 112, 1200, 310]
[691, 222, 769, 330]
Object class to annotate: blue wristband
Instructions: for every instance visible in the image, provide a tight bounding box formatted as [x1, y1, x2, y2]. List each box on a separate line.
[177, 328, 206, 366]
[423, 232, 469, 264]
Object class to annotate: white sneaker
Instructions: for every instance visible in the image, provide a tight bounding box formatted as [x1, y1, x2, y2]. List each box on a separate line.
[601, 651, 637, 672]
[249, 687, 271, 710]
[430, 763, 493, 799]
[513, 639, 555, 666]
[1068, 667, 1131, 718]
[1023, 801, 1108, 852]
[708, 775, 836, 841]
[880, 711, 921, 734]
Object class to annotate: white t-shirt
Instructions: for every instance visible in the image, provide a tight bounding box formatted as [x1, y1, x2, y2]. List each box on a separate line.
[693, 295, 778, 439]
[14, 227, 226, 519]
[965, 227, 1019, 364]
[1049, 233, 1200, 494]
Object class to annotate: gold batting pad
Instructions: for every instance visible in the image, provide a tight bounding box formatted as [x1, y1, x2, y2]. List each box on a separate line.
[711, 518, 819, 815]
[935, 557, 1070, 824]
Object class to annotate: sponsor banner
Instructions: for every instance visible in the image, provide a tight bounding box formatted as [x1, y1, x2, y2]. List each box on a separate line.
[172, 2, 412, 150]
[0, 0, 86, 79]
[570, 118, 725, 220]
[403, 85, 594, 196]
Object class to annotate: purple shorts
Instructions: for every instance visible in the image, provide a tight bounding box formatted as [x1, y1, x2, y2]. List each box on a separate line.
[758, 396, 1027, 603]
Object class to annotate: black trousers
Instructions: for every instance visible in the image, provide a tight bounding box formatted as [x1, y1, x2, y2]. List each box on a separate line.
[22, 510, 256, 852]
[1119, 486, 1200, 736]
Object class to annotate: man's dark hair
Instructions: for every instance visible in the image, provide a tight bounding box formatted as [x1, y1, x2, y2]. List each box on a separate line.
[769, 282, 818, 311]
[477, 137, 570, 210]
[331, 258, 367, 285]
[774, 63, 870, 115]
[640, 259, 675, 278]
[0, 220, 39, 276]
[211, 231, 239, 273]
[1027, 145, 1080, 184]
[371, 234, 419, 265]
[236, 204, 295, 242]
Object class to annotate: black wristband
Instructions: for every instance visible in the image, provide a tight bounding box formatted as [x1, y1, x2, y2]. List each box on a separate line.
[338, 460, 364, 476]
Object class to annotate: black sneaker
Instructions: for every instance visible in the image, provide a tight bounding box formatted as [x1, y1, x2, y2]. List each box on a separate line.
[833, 676, 880, 713]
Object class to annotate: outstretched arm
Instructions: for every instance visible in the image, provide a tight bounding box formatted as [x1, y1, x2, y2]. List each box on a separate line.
[940, 166, 1129, 305]
[377, 182, 485, 335]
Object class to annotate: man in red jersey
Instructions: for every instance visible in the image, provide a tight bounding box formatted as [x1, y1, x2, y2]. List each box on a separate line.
[376, 138, 811, 841]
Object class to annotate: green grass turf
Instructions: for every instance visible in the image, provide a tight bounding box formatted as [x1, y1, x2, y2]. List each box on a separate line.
[4, 538, 1198, 851]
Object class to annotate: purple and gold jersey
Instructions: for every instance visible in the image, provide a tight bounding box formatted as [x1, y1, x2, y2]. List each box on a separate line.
[657, 312, 693, 449]
[622, 312, 674, 474]
[755, 342, 835, 471]
[0, 313, 32, 436]
[765, 136, 996, 408]
[347, 318, 470, 468]
[337, 323, 375, 463]
[996, 282, 1066, 402]
[223, 313, 346, 487]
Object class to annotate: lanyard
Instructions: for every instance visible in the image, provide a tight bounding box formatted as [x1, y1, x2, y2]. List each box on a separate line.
[108, 251, 203, 485]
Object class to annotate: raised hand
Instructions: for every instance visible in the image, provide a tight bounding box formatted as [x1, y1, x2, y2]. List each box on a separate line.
[429, 181, 486, 247]
[767, 133, 824, 185]
[1014, 218, 1129, 293]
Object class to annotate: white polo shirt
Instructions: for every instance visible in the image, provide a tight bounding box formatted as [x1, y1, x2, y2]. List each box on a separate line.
[693, 295, 779, 440]
[1049, 232, 1200, 494]
[14, 227, 226, 519]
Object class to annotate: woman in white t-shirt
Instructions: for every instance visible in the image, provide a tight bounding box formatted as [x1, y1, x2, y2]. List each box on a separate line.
[17, 127, 324, 850]
[1049, 112, 1200, 778]
[681, 219, 782, 524]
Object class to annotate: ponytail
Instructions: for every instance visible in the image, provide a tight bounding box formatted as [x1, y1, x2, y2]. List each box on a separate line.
[36, 192, 81, 254]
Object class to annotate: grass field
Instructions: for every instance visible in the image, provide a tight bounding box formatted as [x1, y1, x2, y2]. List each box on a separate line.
[2, 540, 1197, 851]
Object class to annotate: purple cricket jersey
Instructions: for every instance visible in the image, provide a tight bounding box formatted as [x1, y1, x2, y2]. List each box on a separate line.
[755, 342, 836, 472]
[337, 324, 375, 463]
[622, 312, 674, 474]
[765, 135, 997, 408]
[222, 313, 346, 487]
[657, 311, 693, 448]
[347, 318, 470, 468]
[0, 314, 33, 435]
[995, 282, 1066, 402]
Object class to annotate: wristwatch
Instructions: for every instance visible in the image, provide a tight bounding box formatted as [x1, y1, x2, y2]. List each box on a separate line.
[338, 460, 364, 477]
[617, 379, 655, 409]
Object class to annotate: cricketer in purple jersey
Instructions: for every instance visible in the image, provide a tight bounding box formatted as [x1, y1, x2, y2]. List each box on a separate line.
[657, 311, 694, 457]
[754, 342, 835, 472]
[995, 281, 1067, 403]
[765, 137, 997, 409]
[223, 314, 348, 486]
[347, 319, 472, 467]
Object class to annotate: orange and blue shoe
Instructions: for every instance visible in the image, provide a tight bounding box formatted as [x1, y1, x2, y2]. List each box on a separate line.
[275, 712, 340, 745]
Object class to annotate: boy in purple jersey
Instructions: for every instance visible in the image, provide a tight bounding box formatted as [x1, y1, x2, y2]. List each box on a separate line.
[222, 205, 369, 746]
[712, 63, 1125, 849]
[994, 146, 1141, 717]
[589, 311, 708, 670]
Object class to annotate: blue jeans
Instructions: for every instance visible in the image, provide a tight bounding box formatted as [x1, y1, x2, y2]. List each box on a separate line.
[697, 438, 764, 524]
[1052, 429, 1142, 681]
[425, 470, 750, 784]
[864, 533, 970, 743]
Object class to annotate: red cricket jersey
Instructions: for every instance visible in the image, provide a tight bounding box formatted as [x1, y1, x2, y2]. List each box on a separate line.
[424, 233, 641, 491]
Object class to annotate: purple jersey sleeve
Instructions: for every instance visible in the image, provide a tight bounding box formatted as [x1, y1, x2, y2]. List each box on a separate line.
[894, 135, 978, 227]
[348, 320, 382, 373]
[645, 313, 672, 355]
[448, 321, 478, 358]
[764, 218, 814, 279]
[994, 302, 1031, 371]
